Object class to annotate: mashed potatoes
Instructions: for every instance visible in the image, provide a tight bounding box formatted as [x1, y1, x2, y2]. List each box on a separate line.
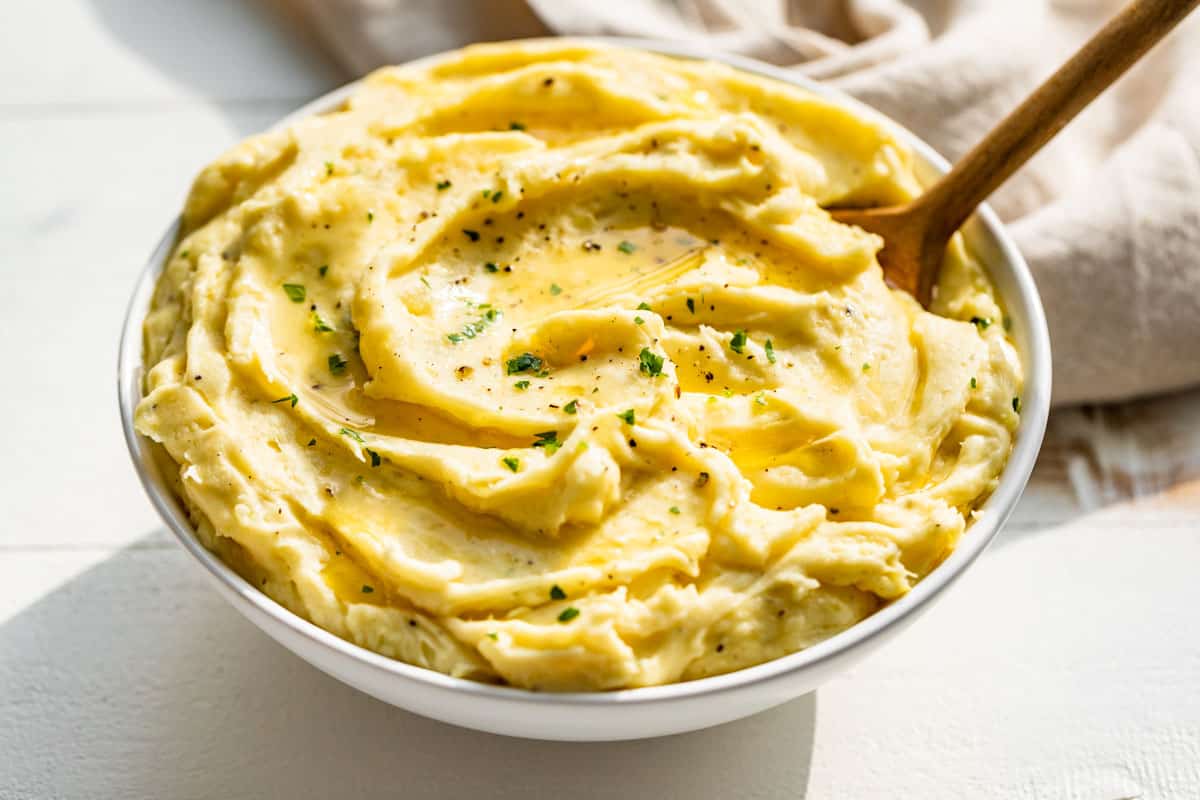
[136, 41, 1022, 691]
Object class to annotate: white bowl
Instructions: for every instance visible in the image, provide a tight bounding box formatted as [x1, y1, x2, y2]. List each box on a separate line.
[118, 39, 1051, 742]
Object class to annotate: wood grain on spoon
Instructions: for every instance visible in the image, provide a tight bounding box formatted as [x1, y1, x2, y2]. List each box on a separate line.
[831, 0, 1200, 306]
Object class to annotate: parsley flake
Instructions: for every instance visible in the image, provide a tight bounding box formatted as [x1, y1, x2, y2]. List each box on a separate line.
[563, 399, 578, 415]
[669, 506, 681, 515]
[312, 312, 334, 333]
[634, 316, 645, 325]
[1012, 396, 1021, 412]
[447, 307, 501, 344]
[637, 302, 652, 311]
[339, 427, 364, 443]
[366, 211, 374, 223]
[509, 121, 526, 131]
[436, 179, 452, 191]
[862, 363, 871, 372]
[617, 409, 635, 425]
[324, 161, 334, 177]
[328, 353, 348, 375]
[484, 262, 499, 273]
[970, 316, 992, 330]
[318, 265, 329, 278]
[755, 393, 767, 406]
[506, 352, 544, 375]
[367, 448, 381, 467]
[502, 456, 520, 472]
[970, 377, 978, 389]
[282, 284, 306, 303]
[514, 380, 531, 390]
[361, 585, 374, 594]
[686, 298, 695, 314]
[272, 394, 298, 408]
[730, 329, 748, 354]
[549, 283, 563, 296]
[550, 585, 567, 600]
[532, 431, 561, 453]
[765, 339, 776, 364]
[638, 348, 664, 377]
[617, 240, 636, 254]
[557, 607, 580, 623]
[492, 190, 503, 203]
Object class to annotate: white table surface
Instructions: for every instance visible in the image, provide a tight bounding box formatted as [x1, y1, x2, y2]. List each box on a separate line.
[2, 3, 1198, 798]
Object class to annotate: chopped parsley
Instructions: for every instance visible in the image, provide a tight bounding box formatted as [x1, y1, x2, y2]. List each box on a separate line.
[563, 399, 578, 414]
[970, 316, 992, 330]
[271, 394, 298, 408]
[486, 632, 498, 640]
[557, 607, 580, 623]
[436, 179, 452, 191]
[484, 262, 499, 273]
[361, 585, 374, 594]
[549, 283, 563, 296]
[366, 211, 374, 223]
[970, 377, 978, 389]
[862, 363, 871, 372]
[1012, 396, 1021, 412]
[339, 427, 364, 443]
[501, 456, 520, 472]
[367, 448, 381, 467]
[506, 352, 544, 375]
[638, 348, 664, 377]
[634, 316, 645, 325]
[669, 506, 681, 515]
[1003, 316, 1013, 331]
[328, 353, 348, 375]
[532, 430, 561, 453]
[282, 283, 306, 303]
[617, 240, 636, 254]
[324, 161, 334, 177]
[463, 229, 481, 242]
[686, 298, 695, 314]
[318, 265, 329, 278]
[447, 307, 501, 344]
[179, 250, 189, 259]
[550, 585, 567, 600]
[492, 190, 504, 203]
[514, 380, 531, 390]
[312, 312, 334, 333]
[637, 302, 652, 311]
[419, 276, 431, 288]
[765, 339, 776, 364]
[509, 121, 526, 131]
[482, 189, 492, 199]
[617, 409, 635, 425]
[754, 393, 767, 406]
[730, 329, 748, 354]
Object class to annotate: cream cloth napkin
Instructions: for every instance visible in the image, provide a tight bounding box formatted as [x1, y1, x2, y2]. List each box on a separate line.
[284, 0, 1200, 406]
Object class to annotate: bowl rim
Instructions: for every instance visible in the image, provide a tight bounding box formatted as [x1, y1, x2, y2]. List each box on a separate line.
[118, 37, 1052, 708]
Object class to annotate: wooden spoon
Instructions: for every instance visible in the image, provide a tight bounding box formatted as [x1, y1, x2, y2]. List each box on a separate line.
[831, 0, 1200, 306]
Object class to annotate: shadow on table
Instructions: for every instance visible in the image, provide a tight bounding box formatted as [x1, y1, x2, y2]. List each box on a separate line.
[83, 0, 341, 135]
[0, 535, 817, 800]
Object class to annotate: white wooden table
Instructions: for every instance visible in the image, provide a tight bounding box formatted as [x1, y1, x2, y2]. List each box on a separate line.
[2, 3, 1197, 797]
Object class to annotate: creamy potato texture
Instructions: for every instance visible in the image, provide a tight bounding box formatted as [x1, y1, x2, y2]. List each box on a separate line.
[137, 42, 1022, 691]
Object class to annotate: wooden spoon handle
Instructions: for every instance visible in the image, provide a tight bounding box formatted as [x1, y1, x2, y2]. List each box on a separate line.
[919, 0, 1200, 242]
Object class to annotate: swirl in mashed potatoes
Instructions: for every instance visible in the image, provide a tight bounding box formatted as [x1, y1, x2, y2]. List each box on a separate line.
[136, 41, 1022, 691]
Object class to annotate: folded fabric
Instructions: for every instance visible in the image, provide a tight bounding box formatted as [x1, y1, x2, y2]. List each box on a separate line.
[283, 0, 1200, 407]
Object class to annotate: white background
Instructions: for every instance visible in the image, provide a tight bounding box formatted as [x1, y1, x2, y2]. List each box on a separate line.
[2, 2, 1198, 798]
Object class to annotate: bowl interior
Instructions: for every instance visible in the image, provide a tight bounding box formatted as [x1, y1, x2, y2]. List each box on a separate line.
[118, 40, 1051, 707]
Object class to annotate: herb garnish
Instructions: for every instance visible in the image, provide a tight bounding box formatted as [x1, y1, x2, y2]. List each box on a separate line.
[617, 409, 635, 425]
[366, 211, 374, 223]
[637, 302, 652, 311]
[328, 353, 348, 375]
[318, 265, 329, 278]
[272, 394, 298, 408]
[563, 399, 578, 415]
[492, 190, 503, 203]
[557, 607, 580, 623]
[339, 427, 364, 443]
[550, 585, 567, 600]
[283, 284, 306, 303]
[447, 307, 501, 344]
[970, 377, 978, 389]
[1012, 396, 1021, 412]
[549, 283, 562, 296]
[367, 448, 381, 467]
[970, 316, 992, 330]
[532, 431, 561, 453]
[514, 380, 531, 390]
[686, 298, 695, 314]
[617, 240, 636, 254]
[506, 352, 544, 375]
[669, 506, 681, 515]
[361, 585, 374, 594]
[862, 363, 871, 372]
[638, 348, 664, 377]
[324, 161, 334, 177]
[765, 339, 776, 364]
[484, 262, 499, 273]
[634, 316, 645, 325]
[730, 329, 747, 354]
[509, 121, 526, 131]
[502, 456, 520, 472]
[312, 312, 334, 333]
